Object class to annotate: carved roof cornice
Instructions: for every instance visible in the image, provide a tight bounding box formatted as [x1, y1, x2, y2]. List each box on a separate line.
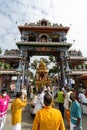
[18, 19, 69, 34]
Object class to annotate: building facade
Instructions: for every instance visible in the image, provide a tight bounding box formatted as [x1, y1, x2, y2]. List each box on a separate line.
[0, 19, 87, 90]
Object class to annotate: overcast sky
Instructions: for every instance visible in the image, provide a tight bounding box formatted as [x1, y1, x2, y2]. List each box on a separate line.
[0, 0, 87, 57]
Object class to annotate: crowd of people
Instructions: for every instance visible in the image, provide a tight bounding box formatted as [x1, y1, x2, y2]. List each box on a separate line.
[0, 84, 87, 130]
[0, 86, 27, 130]
[54, 87, 82, 130]
[32, 91, 65, 130]
[30, 84, 87, 130]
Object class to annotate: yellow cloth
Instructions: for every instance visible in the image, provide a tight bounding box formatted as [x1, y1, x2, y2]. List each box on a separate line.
[32, 106, 65, 130]
[11, 98, 27, 125]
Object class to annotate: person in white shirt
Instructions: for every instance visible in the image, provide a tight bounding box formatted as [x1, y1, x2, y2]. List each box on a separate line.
[78, 91, 87, 103]
[64, 87, 72, 128]
[78, 90, 87, 114]
[30, 85, 34, 100]
[21, 86, 27, 100]
[31, 87, 44, 115]
[44, 85, 50, 93]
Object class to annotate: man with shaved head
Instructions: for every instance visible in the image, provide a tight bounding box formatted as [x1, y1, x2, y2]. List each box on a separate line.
[32, 92, 65, 130]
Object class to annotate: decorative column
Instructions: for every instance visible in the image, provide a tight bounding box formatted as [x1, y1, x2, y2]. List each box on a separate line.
[21, 50, 28, 87]
[55, 56, 61, 87]
[60, 56, 65, 88]
[15, 60, 23, 92]
[16, 74, 21, 91]
[65, 51, 71, 88]
[26, 58, 30, 86]
[22, 61, 25, 87]
[56, 51, 66, 88]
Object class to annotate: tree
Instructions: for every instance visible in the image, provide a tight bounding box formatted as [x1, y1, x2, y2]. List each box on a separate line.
[40, 57, 50, 66]
[30, 59, 38, 70]
[29, 71, 35, 80]
[49, 66, 58, 74]
[0, 47, 2, 54]
[29, 56, 58, 83]
[49, 56, 56, 63]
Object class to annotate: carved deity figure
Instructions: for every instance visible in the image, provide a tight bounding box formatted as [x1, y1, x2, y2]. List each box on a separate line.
[35, 61, 50, 90]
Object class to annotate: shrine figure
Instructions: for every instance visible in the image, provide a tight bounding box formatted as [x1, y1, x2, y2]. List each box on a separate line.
[35, 61, 50, 90]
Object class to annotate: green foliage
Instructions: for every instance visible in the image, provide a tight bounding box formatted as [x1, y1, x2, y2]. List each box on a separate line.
[29, 71, 34, 79]
[5, 63, 10, 69]
[49, 56, 56, 63]
[30, 59, 38, 70]
[49, 66, 57, 74]
[29, 71, 35, 84]
[0, 62, 2, 66]
[0, 47, 2, 54]
[84, 64, 87, 69]
[30, 56, 58, 79]
[40, 58, 50, 66]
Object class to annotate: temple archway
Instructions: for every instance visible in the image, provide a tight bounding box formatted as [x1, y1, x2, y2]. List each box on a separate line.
[16, 19, 71, 88]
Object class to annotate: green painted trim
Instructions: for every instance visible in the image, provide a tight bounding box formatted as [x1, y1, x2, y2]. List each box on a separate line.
[16, 42, 72, 48]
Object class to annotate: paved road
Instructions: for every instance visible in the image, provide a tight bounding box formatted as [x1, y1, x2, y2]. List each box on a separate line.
[4, 102, 87, 130]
